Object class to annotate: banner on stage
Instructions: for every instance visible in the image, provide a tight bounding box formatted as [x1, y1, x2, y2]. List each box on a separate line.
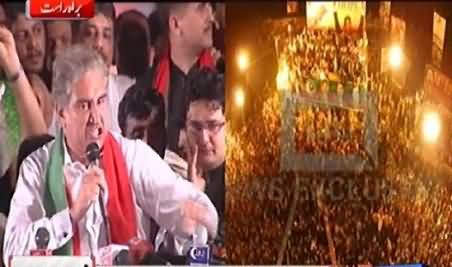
[306, 1, 366, 30]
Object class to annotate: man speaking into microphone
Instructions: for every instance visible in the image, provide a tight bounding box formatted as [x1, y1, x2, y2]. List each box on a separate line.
[3, 42, 218, 265]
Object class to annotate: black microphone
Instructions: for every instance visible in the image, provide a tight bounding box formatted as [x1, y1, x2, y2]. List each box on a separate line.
[30, 227, 52, 256]
[113, 249, 130, 265]
[35, 227, 50, 250]
[86, 143, 101, 166]
[85, 143, 111, 245]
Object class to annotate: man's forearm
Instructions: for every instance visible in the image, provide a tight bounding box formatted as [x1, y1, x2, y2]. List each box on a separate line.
[8, 68, 48, 138]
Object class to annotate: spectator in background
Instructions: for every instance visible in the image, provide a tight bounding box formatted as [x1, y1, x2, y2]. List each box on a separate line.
[118, 84, 166, 159]
[6, 3, 45, 76]
[135, 3, 218, 160]
[5, 3, 53, 124]
[155, 68, 225, 257]
[0, 4, 50, 181]
[76, 3, 115, 72]
[184, 68, 225, 223]
[117, 83, 166, 247]
[213, 3, 225, 55]
[44, 20, 73, 88]
[147, 10, 162, 67]
[115, 10, 150, 79]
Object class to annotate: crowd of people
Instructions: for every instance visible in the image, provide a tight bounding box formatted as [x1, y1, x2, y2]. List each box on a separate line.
[293, 107, 365, 155]
[0, 2, 225, 266]
[226, 23, 451, 266]
[280, 27, 368, 97]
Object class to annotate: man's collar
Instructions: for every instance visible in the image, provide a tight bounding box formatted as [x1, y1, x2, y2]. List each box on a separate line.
[62, 136, 76, 166]
[169, 57, 200, 78]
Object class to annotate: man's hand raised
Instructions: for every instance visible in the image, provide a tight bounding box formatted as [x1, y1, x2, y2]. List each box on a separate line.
[0, 26, 22, 79]
[186, 135, 206, 192]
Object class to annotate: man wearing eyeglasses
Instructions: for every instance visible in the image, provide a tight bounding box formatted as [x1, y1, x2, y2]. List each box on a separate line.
[156, 68, 225, 257]
[184, 68, 225, 221]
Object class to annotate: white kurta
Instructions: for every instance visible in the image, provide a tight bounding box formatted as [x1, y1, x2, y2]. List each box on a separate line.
[3, 131, 218, 265]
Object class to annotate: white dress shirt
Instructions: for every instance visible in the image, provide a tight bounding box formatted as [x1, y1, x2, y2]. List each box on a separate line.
[48, 74, 135, 136]
[3, 132, 218, 265]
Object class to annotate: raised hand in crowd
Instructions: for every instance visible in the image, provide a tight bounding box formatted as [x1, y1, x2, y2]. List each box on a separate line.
[185, 131, 206, 192]
[0, 26, 47, 138]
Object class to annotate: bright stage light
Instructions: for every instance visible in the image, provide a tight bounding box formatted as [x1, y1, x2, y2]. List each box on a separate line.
[389, 45, 403, 69]
[422, 111, 441, 144]
[234, 87, 245, 108]
[237, 50, 250, 72]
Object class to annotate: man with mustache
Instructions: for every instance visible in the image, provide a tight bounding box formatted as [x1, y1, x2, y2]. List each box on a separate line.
[3, 43, 218, 265]
[77, 3, 114, 71]
[135, 3, 220, 160]
[6, 5, 45, 76]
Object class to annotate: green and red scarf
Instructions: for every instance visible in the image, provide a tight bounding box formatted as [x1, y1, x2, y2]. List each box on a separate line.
[43, 130, 138, 255]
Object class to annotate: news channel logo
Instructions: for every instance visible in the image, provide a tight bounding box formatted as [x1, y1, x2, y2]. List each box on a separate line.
[187, 245, 210, 265]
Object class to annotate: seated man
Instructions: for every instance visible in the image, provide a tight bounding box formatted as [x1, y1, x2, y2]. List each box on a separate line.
[3, 45, 218, 265]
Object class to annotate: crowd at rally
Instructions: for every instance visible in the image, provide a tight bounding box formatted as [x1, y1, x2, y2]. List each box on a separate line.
[0, 2, 225, 266]
[227, 22, 451, 265]
[286, 28, 366, 88]
[280, 26, 368, 96]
